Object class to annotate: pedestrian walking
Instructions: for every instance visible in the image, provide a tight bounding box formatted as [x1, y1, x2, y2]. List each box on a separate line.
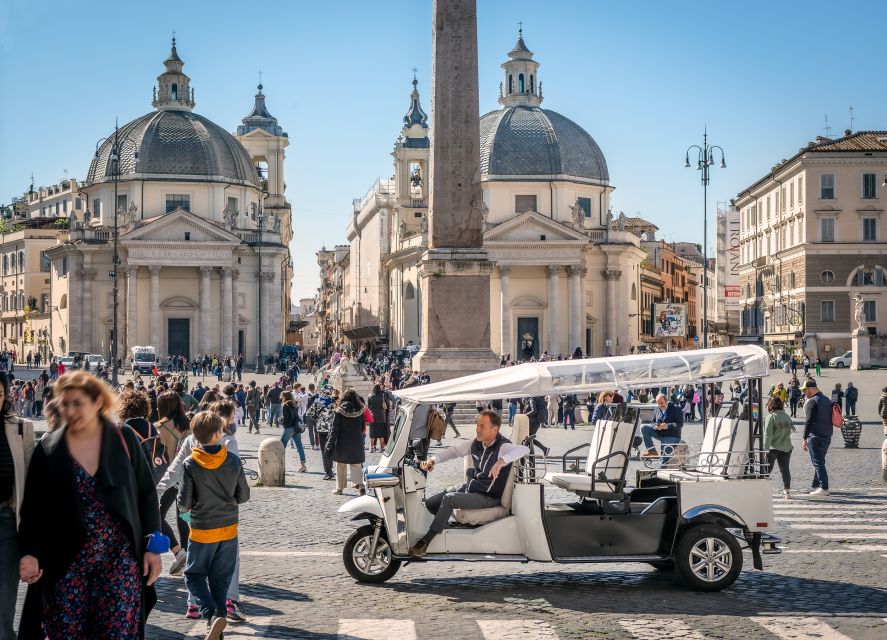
[0, 372, 35, 640]
[814, 357, 822, 378]
[802, 379, 833, 497]
[155, 391, 192, 575]
[17, 371, 163, 640]
[280, 391, 307, 472]
[830, 383, 844, 412]
[367, 384, 389, 452]
[788, 377, 801, 418]
[178, 411, 250, 640]
[310, 391, 336, 480]
[325, 388, 367, 496]
[844, 382, 858, 416]
[266, 383, 283, 429]
[442, 402, 461, 440]
[562, 394, 577, 430]
[245, 381, 262, 434]
[802, 355, 810, 376]
[878, 386, 887, 436]
[765, 396, 794, 499]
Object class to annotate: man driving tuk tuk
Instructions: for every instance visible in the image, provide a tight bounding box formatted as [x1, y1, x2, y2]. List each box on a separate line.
[408, 410, 529, 557]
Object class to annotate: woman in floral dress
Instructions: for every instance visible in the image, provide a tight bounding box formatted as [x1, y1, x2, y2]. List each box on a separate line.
[17, 371, 162, 639]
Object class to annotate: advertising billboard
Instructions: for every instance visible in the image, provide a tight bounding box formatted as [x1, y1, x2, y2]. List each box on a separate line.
[724, 207, 741, 308]
[651, 302, 688, 338]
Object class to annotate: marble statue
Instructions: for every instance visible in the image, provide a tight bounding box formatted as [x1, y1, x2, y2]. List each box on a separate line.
[272, 215, 281, 233]
[222, 200, 237, 229]
[480, 201, 490, 231]
[127, 201, 138, 224]
[853, 293, 866, 333]
[569, 200, 584, 226]
[617, 212, 626, 231]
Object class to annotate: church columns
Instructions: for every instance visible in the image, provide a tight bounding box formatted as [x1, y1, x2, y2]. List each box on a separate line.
[231, 269, 240, 355]
[603, 268, 621, 356]
[79, 268, 95, 352]
[567, 265, 584, 353]
[547, 265, 560, 355]
[149, 266, 161, 349]
[199, 266, 212, 354]
[126, 267, 139, 351]
[260, 271, 273, 357]
[498, 265, 511, 356]
[221, 267, 233, 356]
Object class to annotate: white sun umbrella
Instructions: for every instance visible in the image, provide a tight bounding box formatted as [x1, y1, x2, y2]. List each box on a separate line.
[394, 345, 769, 404]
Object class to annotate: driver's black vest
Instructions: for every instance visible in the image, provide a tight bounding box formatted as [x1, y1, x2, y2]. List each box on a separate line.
[465, 433, 512, 499]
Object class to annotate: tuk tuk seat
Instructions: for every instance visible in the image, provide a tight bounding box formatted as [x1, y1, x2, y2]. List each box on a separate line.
[548, 413, 637, 498]
[452, 414, 529, 526]
[655, 416, 748, 481]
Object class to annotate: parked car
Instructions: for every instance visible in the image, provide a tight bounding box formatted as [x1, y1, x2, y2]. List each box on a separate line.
[58, 356, 78, 370]
[85, 354, 108, 369]
[828, 351, 852, 368]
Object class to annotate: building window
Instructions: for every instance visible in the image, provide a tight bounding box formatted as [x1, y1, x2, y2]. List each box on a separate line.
[821, 300, 835, 322]
[820, 174, 835, 199]
[853, 267, 885, 286]
[63, 199, 68, 213]
[404, 282, 415, 299]
[518, 73, 525, 93]
[508, 75, 513, 94]
[863, 173, 877, 199]
[18, 252, 24, 270]
[821, 270, 835, 284]
[226, 196, 238, 215]
[577, 197, 591, 218]
[798, 176, 803, 204]
[92, 198, 101, 217]
[863, 217, 878, 242]
[819, 218, 835, 242]
[75, 197, 82, 210]
[789, 272, 796, 289]
[10, 254, 15, 271]
[514, 195, 537, 213]
[61, 257, 68, 276]
[116, 194, 127, 214]
[790, 182, 794, 207]
[184, 232, 191, 241]
[165, 194, 190, 213]
[171, 83, 178, 100]
[864, 300, 877, 323]
[2, 256, 6, 275]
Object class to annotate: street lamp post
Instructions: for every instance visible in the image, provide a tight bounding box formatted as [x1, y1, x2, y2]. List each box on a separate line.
[256, 205, 264, 373]
[684, 130, 726, 349]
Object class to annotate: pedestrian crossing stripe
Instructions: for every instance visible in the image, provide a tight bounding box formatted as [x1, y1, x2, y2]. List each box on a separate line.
[752, 616, 856, 640]
[815, 533, 887, 539]
[777, 517, 877, 522]
[618, 618, 709, 640]
[338, 619, 417, 640]
[476, 620, 559, 640]
[790, 524, 887, 530]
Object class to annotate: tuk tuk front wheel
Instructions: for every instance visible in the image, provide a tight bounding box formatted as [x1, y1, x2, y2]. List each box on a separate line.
[343, 523, 401, 583]
[674, 524, 742, 591]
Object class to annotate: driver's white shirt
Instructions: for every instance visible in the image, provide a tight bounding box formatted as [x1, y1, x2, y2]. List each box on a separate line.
[431, 439, 530, 466]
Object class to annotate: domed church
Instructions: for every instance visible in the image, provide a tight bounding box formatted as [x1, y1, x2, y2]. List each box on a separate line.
[384, 31, 644, 358]
[48, 39, 292, 362]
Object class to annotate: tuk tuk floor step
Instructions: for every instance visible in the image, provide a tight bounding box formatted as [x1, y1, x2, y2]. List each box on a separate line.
[396, 553, 529, 562]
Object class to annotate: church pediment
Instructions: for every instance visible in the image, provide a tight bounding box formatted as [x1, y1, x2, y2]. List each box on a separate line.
[121, 208, 242, 244]
[484, 210, 589, 244]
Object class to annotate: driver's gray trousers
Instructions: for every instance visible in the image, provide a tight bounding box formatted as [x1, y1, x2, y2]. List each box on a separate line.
[425, 489, 500, 535]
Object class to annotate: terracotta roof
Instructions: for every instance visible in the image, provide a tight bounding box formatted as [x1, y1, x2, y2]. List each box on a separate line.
[619, 216, 658, 229]
[737, 131, 887, 200]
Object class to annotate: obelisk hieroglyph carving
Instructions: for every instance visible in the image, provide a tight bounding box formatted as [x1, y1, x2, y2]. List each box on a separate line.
[412, 0, 498, 380]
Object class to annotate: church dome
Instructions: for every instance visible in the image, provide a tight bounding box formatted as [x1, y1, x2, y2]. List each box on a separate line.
[87, 109, 259, 186]
[479, 106, 609, 183]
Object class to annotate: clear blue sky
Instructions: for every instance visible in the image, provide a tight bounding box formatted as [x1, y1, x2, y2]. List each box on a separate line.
[2, 0, 885, 302]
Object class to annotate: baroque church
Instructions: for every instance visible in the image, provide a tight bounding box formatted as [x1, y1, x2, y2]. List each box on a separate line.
[348, 31, 644, 358]
[48, 39, 292, 362]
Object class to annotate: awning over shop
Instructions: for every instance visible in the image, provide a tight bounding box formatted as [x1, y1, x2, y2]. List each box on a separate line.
[343, 325, 381, 340]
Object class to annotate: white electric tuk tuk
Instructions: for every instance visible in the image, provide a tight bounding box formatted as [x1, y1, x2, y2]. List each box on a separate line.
[338, 346, 781, 591]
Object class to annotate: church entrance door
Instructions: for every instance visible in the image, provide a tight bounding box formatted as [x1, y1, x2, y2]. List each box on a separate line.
[516, 317, 539, 361]
[168, 318, 190, 359]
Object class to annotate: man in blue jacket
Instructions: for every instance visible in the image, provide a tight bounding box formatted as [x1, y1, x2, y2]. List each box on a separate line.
[640, 393, 684, 459]
[802, 378, 833, 497]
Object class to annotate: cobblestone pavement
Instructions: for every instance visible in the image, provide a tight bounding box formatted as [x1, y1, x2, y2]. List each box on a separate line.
[29, 368, 887, 639]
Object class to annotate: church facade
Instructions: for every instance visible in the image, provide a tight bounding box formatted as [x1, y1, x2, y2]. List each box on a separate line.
[345, 32, 644, 359]
[48, 40, 292, 363]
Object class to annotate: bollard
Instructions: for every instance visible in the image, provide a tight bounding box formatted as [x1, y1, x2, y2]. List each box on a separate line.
[258, 438, 286, 487]
[882, 439, 887, 483]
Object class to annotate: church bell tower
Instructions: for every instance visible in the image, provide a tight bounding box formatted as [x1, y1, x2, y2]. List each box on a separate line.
[152, 36, 195, 111]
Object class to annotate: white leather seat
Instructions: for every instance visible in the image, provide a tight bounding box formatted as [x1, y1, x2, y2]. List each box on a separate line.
[656, 415, 748, 481]
[452, 413, 529, 525]
[549, 415, 636, 497]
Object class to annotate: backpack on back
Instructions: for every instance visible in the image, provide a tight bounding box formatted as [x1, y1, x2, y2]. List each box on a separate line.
[126, 419, 170, 484]
[831, 403, 844, 429]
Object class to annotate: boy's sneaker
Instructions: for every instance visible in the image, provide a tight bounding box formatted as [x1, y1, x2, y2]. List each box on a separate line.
[226, 599, 247, 624]
[205, 616, 227, 640]
[185, 604, 200, 619]
[169, 548, 187, 576]
[809, 488, 830, 497]
[782, 490, 793, 500]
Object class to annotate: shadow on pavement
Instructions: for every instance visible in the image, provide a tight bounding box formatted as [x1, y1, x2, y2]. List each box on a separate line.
[386, 569, 887, 616]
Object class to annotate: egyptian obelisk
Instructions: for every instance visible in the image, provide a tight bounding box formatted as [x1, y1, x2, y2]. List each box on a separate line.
[412, 0, 498, 381]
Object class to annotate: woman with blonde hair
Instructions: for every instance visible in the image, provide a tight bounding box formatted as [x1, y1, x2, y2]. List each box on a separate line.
[590, 391, 614, 425]
[18, 371, 163, 639]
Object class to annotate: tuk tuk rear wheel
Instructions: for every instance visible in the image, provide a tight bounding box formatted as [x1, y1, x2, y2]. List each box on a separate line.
[343, 524, 401, 583]
[674, 524, 742, 591]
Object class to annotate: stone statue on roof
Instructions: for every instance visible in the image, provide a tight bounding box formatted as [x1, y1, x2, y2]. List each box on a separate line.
[570, 200, 584, 226]
[222, 200, 237, 229]
[481, 201, 491, 231]
[272, 215, 281, 233]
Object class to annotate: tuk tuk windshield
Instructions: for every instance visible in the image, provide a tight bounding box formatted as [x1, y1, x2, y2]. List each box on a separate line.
[393, 345, 769, 404]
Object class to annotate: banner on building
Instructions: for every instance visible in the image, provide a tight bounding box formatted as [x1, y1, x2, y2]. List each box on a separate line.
[651, 302, 688, 338]
[725, 207, 741, 307]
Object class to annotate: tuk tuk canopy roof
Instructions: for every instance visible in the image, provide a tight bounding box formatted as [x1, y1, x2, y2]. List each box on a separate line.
[394, 345, 769, 404]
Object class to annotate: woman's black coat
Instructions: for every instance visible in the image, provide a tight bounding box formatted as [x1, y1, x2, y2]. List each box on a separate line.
[367, 392, 387, 425]
[325, 400, 366, 465]
[17, 420, 161, 639]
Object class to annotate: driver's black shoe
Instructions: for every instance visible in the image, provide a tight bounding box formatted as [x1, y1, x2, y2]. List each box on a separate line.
[409, 537, 430, 557]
